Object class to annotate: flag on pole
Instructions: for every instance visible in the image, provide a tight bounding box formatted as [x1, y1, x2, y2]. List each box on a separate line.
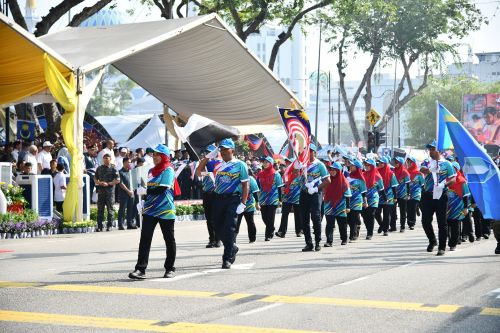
[438, 103, 500, 219]
[278, 107, 311, 166]
[437, 102, 454, 151]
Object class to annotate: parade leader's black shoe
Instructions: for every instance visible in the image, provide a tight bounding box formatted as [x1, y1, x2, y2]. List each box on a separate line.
[230, 246, 239, 264]
[127, 225, 138, 230]
[302, 244, 314, 252]
[214, 241, 221, 248]
[275, 231, 285, 238]
[468, 234, 475, 243]
[206, 242, 214, 248]
[128, 270, 146, 280]
[495, 244, 500, 255]
[377, 227, 382, 234]
[427, 240, 437, 252]
[324, 242, 333, 247]
[164, 270, 175, 278]
[436, 249, 445, 256]
[221, 261, 231, 269]
[314, 243, 321, 251]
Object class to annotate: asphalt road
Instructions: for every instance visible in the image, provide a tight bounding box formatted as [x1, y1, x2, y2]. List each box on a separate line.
[1, 214, 499, 333]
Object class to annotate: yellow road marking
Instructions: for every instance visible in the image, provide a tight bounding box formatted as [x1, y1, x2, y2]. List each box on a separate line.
[0, 310, 331, 333]
[1, 281, 498, 317]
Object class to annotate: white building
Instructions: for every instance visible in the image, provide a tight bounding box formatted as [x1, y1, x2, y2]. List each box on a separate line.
[24, 0, 41, 33]
[448, 52, 500, 83]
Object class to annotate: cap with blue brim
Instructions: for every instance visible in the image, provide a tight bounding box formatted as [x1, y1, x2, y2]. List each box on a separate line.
[152, 144, 170, 156]
[352, 159, 363, 169]
[219, 138, 235, 149]
[364, 158, 377, 167]
[393, 156, 405, 165]
[426, 140, 437, 149]
[309, 143, 317, 152]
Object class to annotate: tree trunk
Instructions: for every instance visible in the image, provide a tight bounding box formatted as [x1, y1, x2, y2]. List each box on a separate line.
[68, 0, 112, 27]
[7, 0, 28, 30]
[35, 0, 85, 36]
[43, 103, 61, 142]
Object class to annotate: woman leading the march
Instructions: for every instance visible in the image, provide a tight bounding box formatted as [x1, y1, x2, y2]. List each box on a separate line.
[257, 156, 284, 241]
[129, 144, 177, 279]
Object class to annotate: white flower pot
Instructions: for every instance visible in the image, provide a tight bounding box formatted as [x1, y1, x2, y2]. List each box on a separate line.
[76, 227, 82, 233]
[5, 233, 10, 239]
[0, 233, 5, 239]
[31, 231, 35, 238]
[13, 233, 18, 239]
[21, 232, 26, 238]
[53, 229, 58, 235]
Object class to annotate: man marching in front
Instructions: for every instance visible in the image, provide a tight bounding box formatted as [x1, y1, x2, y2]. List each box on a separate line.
[300, 143, 331, 252]
[198, 138, 249, 269]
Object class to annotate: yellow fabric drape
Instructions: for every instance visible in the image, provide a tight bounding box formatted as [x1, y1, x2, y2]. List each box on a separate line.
[43, 54, 80, 223]
[0, 22, 71, 105]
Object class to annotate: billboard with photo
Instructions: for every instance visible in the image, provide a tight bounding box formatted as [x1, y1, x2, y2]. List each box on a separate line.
[463, 93, 500, 147]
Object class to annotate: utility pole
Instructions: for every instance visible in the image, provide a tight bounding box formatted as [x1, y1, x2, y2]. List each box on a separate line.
[337, 85, 341, 144]
[390, 59, 397, 156]
[314, 21, 322, 149]
[328, 71, 332, 145]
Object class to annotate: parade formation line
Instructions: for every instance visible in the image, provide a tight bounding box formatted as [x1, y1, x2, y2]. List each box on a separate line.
[0, 310, 331, 333]
[1, 280, 499, 317]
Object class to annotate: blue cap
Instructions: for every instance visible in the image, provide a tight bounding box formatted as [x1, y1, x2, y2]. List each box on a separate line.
[263, 156, 274, 164]
[352, 159, 363, 169]
[380, 156, 392, 165]
[406, 156, 416, 163]
[420, 159, 430, 168]
[309, 143, 317, 152]
[205, 144, 217, 152]
[394, 156, 405, 165]
[426, 140, 437, 149]
[328, 161, 343, 170]
[152, 144, 170, 156]
[219, 138, 235, 149]
[364, 158, 377, 167]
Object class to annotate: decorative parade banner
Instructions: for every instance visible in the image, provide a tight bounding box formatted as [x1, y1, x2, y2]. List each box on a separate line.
[278, 107, 311, 166]
[462, 93, 500, 146]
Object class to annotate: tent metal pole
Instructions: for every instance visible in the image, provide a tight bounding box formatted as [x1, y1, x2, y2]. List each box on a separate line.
[163, 104, 169, 146]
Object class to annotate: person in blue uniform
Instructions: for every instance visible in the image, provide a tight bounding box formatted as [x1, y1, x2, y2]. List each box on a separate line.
[276, 158, 303, 238]
[324, 162, 352, 246]
[195, 145, 221, 248]
[393, 156, 411, 232]
[362, 158, 384, 240]
[197, 138, 249, 269]
[235, 169, 260, 243]
[300, 143, 331, 252]
[447, 161, 470, 251]
[377, 156, 398, 236]
[420, 141, 457, 256]
[129, 144, 177, 279]
[347, 159, 367, 241]
[406, 156, 424, 230]
[257, 156, 284, 241]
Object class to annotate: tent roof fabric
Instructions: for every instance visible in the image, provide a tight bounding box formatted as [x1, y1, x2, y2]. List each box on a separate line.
[40, 14, 300, 128]
[121, 114, 169, 150]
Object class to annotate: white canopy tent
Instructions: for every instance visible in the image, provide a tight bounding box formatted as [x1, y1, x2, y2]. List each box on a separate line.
[39, 14, 300, 133]
[122, 114, 172, 150]
[96, 114, 153, 145]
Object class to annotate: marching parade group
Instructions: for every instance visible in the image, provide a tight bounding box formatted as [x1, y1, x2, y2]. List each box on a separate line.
[128, 137, 500, 280]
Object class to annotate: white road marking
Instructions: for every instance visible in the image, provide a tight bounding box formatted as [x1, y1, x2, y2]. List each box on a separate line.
[149, 264, 254, 282]
[337, 276, 369, 286]
[238, 303, 283, 316]
[486, 288, 500, 299]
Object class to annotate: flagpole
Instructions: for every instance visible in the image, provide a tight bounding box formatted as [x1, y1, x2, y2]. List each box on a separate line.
[436, 100, 439, 147]
[314, 20, 322, 149]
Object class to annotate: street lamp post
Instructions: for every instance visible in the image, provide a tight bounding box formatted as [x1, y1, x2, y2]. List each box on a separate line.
[314, 21, 322, 149]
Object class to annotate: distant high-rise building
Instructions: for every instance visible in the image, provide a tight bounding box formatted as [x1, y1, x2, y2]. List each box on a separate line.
[447, 52, 500, 83]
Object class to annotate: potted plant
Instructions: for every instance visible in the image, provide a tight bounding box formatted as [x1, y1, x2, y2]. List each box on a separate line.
[1, 183, 27, 214]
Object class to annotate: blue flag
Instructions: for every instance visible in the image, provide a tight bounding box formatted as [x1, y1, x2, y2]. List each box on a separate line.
[437, 102, 454, 151]
[438, 103, 500, 219]
[17, 120, 36, 141]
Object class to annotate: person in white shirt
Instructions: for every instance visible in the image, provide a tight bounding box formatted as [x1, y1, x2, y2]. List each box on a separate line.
[37, 141, 54, 173]
[144, 147, 154, 170]
[97, 140, 116, 166]
[24, 145, 38, 173]
[11, 141, 21, 162]
[53, 164, 67, 213]
[115, 147, 128, 171]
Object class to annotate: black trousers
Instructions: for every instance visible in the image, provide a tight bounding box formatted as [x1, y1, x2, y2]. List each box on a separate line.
[375, 206, 383, 229]
[118, 194, 135, 227]
[380, 204, 392, 232]
[362, 207, 376, 237]
[236, 211, 256, 242]
[213, 194, 240, 262]
[202, 191, 218, 243]
[278, 203, 303, 235]
[55, 201, 63, 213]
[300, 191, 323, 245]
[462, 213, 473, 237]
[493, 220, 500, 243]
[389, 204, 398, 231]
[407, 199, 419, 227]
[348, 210, 362, 240]
[97, 190, 114, 229]
[325, 215, 347, 243]
[261, 205, 277, 239]
[421, 192, 448, 250]
[447, 219, 461, 248]
[135, 214, 176, 273]
[397, 198, 407, 229]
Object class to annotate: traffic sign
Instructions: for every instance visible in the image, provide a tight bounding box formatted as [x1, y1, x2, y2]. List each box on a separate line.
[366, 108, 381, 126]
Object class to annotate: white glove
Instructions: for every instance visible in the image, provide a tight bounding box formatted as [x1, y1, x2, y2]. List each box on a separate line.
[293, 161, 303, 170]
[136, 186, 147, 196]
[307, 186, 318, 195]
[436, 181, 446, 189]
[305, 181, 314, 189]
[236, 203, 246, 214]
[206, 148, 219, 159]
